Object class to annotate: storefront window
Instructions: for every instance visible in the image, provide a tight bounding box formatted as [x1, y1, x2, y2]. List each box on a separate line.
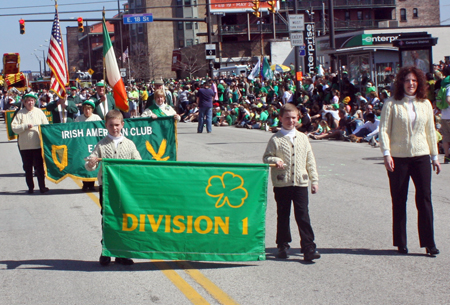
[347, 54, 371, 92]
[376, 63, 399, 91]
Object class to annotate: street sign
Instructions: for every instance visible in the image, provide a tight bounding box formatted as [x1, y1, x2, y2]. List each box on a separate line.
[22, 70, 32, 74]
[288, 14, 304, 32]
[205, 44, 216, 60]
[88, 68, 94, 75]
[299, 46, 306, 57]
[121, 71, 126, 77]
[290, 32, 304, 47]
[123, 13, 153, 24]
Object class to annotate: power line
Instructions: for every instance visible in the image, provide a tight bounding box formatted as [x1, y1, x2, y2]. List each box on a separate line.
[0, 0, 126, 10]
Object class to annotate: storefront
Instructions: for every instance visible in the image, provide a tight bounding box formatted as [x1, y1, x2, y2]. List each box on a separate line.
[317, 29, 438, 94]
[317, 31, 402, 93]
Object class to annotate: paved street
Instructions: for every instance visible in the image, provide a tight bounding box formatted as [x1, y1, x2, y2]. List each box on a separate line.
[1, 120, 449, 304]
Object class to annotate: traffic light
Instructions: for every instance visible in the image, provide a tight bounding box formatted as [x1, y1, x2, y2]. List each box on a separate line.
[252, 0, 260, 18]
[268, 0, 277, 14]
[77, 17, 84, 32]
[19, 19, 25, 35]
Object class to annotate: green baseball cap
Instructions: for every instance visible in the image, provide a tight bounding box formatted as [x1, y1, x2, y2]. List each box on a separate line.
[23, 93, 38, 100]
[82, 99, 95, 108]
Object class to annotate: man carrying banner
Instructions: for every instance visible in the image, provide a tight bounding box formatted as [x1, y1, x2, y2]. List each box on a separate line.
[263, 103, 320, 262]
[91, 81, 115, 120]
[85, 109, 141, 266]
[46, 90, 78, 123]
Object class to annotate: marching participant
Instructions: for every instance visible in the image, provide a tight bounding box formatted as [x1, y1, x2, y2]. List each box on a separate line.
[141, 89, 180, 121]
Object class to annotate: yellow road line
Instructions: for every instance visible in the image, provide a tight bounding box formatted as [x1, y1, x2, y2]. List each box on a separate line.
[70, 178, 101, 208]
[71, 177, 237, 304]
[177, 261, 239, 305]
[152, 260, 210, 304]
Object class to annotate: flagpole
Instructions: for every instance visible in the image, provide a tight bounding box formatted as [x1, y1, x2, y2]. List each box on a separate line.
[103, 7, 106, 89]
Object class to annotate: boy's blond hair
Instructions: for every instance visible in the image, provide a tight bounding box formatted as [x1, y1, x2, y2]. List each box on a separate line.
[105, 109, 123, 123]
[279, 103, 299, 117]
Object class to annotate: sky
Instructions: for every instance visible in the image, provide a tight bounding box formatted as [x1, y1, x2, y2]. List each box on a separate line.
[0, 0, 449, 73]
[0, 0, 127, 74]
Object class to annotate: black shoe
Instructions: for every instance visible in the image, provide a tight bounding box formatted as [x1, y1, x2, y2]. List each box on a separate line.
[82, 185, 88, 192]
[39, 187, 49, 194]
[115, 257, 134, 265]
[27, 189, 34, 194]
[277, 243, 290, 259]
[426, 247, 440, 256]
[99, 255, 111, 266]
[304, 249, 321, 261]
[397, 247, 408, 254]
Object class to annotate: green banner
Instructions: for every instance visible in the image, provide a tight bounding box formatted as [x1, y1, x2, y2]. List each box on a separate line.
[5, 110, 17, 141]
[102, 160, 268, 262]
[40, 117, 177, 183]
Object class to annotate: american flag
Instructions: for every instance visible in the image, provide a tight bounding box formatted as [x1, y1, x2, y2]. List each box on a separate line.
[47, 5, 69, 99]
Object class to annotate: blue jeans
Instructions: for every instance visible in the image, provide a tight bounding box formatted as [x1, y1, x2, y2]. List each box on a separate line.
[198, 107, 212, 133]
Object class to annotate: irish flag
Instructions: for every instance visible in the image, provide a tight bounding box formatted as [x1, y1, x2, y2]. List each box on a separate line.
[102, 14, 129, 112]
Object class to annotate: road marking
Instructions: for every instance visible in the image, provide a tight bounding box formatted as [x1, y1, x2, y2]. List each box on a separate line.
[152, 260, 209, 304]
[177, 261, 239, 305]
[71, 178, 101, 208]
[71, 177, 239, 304]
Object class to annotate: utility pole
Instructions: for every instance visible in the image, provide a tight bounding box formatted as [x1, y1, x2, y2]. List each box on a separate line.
[206, 0, 214, 78]
[293, 0, 300, 99]
[328, 0, 336, 73]
[118, 0, 124, 69]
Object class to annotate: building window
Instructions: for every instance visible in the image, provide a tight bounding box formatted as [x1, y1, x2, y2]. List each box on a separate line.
[179, 40, 184, 47]
[136, 0, 142, 6]
[184, 0, 191, 7]
[400, 8, 407, 21]
[413, 8, 418, 18]
[186, 39, 193, 46]
[178, 22, 183, 30]
[138, 24, 143, 34]
[186, 22, 193, 30]
[345, 11, 350, 21]
[195, 22, 198, 29]
[357, 11, 362, 20]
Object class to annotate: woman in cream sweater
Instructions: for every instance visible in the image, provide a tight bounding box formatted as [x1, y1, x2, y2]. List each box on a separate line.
[379, 66, 440, 256]
[12, 93, 49, 194]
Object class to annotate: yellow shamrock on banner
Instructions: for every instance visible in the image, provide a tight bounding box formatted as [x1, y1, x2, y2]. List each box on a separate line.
[146, 139, 170, 161]
[206, 171, 248, 208]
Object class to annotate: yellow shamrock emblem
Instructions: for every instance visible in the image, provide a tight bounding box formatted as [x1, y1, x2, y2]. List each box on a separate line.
[205, 171, 248, 208]
[51, 145, 68, 171]
[146, 139, 170, 161]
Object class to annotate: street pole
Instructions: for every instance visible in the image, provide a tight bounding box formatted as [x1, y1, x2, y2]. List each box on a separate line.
[42, 50, 46, 75]
[206, 0, 213, 78]
[34, 53, 42, 76]
[118, 0, 124, 69]
[328, 0, 336, 73]
[293, 0, 300, 99]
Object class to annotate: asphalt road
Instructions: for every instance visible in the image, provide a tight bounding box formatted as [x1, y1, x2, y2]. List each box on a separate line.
[1, 120, 449, 304]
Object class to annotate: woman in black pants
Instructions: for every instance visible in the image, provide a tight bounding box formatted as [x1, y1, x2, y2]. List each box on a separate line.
[379, 66, 441, 256]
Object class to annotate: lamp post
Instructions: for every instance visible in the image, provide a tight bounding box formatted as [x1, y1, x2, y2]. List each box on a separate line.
[35, 48, 47, 76]
[32, 53, 42, 76]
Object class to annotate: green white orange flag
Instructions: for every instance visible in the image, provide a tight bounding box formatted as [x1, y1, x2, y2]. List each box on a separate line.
[102, 13, 129, 112]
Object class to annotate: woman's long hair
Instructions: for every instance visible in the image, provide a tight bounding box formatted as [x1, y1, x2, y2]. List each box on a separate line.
[393, 66, 428, 100]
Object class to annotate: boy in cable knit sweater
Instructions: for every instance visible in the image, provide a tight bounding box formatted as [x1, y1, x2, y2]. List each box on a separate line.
[85, 109, 141, 266]
[263, 103, 320, 262]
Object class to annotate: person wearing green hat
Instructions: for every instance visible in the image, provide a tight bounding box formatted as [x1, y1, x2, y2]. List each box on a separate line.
[75, 100, 101, 122]
[46, 90, 78, 123]
[91, 81, 115, 120]
[11, 93, 50, 194]
[75, 99, 101, 191]
[67, 86, 83, 118]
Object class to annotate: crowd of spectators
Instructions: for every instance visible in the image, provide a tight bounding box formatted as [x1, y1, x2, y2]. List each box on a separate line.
[2, 61, 450, 158]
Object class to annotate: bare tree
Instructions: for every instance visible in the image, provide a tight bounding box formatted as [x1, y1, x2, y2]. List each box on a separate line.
[174, 45, 209, 79]
[129, 42, 150, 81]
